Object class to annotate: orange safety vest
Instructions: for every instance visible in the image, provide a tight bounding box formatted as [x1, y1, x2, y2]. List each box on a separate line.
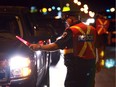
[96, 18, 110, 35]
[64, 23, 97, 59]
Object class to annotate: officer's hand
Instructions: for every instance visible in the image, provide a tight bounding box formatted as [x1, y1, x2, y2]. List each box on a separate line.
[29, 44, 41, 51]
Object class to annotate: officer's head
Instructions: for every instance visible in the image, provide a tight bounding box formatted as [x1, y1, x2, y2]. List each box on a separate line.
[62, 11, 81, 27]
[62, 11, 81, 20]
[60, 0, 81, 27]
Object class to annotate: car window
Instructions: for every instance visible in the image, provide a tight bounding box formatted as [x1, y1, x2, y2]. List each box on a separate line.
[0, 14, 20, 36]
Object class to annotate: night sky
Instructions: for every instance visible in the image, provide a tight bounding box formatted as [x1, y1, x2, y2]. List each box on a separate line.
[0, 0, 115, 13]
[80, 0, 115, 12]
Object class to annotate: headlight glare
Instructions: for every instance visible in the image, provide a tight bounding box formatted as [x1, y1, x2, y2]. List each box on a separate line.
[9, 55, 31, 78]
[22, 67, 31, 77]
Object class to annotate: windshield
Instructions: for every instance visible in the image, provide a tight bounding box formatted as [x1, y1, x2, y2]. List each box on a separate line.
[0, 14, 20, 36]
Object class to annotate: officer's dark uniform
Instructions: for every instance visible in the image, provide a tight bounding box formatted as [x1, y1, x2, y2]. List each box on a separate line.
[55, 21, 99, 87]
[95, 14, 110, 60]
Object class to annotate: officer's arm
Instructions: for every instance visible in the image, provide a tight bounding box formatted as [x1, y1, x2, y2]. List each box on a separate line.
[29, 43, 59, 51]
[29, 29, 72, 51]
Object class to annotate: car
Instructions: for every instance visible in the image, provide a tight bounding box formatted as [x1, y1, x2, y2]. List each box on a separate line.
[0, 6, 51, 87]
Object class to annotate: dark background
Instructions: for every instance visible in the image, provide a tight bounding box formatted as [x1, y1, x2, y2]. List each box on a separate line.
[0, 0, 115, 12]
[80, 0, 115, 12]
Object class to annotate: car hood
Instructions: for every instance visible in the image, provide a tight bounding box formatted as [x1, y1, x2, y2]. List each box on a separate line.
[0, 33, 33, 58]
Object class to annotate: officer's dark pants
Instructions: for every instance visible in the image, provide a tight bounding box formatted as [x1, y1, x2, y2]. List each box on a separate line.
[64, 54, 96, 87]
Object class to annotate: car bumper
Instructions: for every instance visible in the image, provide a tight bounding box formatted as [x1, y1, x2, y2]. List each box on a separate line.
[0, 76, 32, 86]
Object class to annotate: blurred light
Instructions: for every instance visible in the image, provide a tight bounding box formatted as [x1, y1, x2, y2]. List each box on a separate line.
[66, 3, 70, 7]
[87, 18, 95, 23]
[55, 11, 62, 19]
[58, 11, 62, 18]
[57, 7, 61, 11]
[9, 55, 31, 77]
[16, 36, 30, 46]
[36, 51, 41, 55]
[85, 18, 95, 25]
[105, 58, 115, 68]
[9, 56, 31, 69]
[30, 6, 35, 11]
[73, 0, 78, 4]
[39, 9, 42, 12]
[107, 15, 112, 19]
[55, 16, 61, 19]
[110, 7, 115, 12]
[34, 26, 37, 29]
[83, 4, 88, 8]
[22, 67, 31, 77]
[89, 11, 95, 17]
[101, 59, 105, 66]
[52, 6, 55, 10]
[100, 50, 104, 57]
[77, 1, 81, 6]
[80, 8, 84, 11]
[42, 8, 47, 13]
[62, 6, 70, 12]
[106, 9, 110, 12]
[42, 8, 47, 15]
[84, 6, 88, 10]
[84, 10, 88, 14]
[30, 6, 38, 13]
[48, 8, 52, 12]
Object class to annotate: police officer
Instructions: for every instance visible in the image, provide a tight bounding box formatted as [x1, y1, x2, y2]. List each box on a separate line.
[29, 10, 101, 87]
[95, 12, 110, 71]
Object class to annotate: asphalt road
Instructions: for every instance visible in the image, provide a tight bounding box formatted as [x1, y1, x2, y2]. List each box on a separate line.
[95, 46, 116, 87]
[95, 67, 115, 87]
[50, 46, 116, 87]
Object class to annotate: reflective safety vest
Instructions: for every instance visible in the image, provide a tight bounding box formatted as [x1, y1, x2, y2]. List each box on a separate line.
[64, 23, 97, 59]
[96, 18, 110, 35]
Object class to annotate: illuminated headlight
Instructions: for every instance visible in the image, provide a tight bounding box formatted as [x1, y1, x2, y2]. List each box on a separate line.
[9, 55, 31, 78]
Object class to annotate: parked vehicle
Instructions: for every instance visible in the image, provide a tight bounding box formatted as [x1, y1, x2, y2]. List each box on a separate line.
[0, 6, 51, 87]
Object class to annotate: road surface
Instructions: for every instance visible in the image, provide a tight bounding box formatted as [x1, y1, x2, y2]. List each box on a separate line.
[50, 46, 116, 87]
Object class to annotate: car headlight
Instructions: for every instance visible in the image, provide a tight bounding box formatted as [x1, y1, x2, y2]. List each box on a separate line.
[9, 55, 31, 78]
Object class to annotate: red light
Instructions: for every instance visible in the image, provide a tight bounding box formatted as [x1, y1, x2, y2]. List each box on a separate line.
[16, 36, 30, 46]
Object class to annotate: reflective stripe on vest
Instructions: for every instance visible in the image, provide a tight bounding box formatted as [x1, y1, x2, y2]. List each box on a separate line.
[70, 26, 95, 57]
[97, 19, 108, 34]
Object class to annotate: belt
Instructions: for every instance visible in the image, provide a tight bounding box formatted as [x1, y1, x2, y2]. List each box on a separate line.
[64, 48, 73, 54]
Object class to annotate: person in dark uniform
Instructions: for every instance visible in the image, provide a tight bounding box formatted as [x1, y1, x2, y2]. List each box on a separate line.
[95, 12, 110, 60]
[29, 11, 101, 87]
